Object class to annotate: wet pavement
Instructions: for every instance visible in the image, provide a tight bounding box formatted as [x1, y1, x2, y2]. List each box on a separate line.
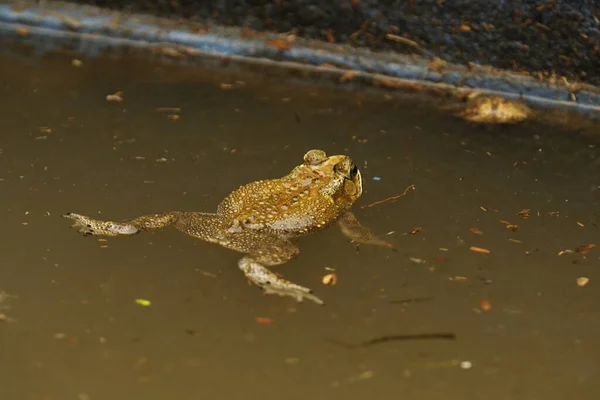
[0, 47, 599, 400]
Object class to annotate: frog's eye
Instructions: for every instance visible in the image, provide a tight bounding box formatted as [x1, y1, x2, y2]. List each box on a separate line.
[350, 163, 358, 178]
[303, 149, 327, 165]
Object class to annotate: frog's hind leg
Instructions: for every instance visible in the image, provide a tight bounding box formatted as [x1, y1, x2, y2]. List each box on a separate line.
[166, 215, 323, 304]
[210, 230, 324, 305]
[62, 211, 183, 237]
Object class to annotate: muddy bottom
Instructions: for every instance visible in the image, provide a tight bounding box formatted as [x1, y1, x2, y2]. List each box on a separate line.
[0, 48, 599, 400]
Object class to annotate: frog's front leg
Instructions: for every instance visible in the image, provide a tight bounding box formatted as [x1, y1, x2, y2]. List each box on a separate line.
[337, 211, 395, 249]
[217, 230, 324, 305]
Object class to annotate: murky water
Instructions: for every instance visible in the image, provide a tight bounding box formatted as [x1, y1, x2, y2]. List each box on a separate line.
[1, 46, 599, 400]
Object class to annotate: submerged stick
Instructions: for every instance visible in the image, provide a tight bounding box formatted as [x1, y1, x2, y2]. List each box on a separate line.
[328, 332, 456, 349]
[388, 296, 434, 305]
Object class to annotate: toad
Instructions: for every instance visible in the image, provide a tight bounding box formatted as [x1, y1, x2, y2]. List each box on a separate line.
[62, 149, 394, 305]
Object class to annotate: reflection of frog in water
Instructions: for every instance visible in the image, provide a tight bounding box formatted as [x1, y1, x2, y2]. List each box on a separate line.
[62, 149, 394, 305]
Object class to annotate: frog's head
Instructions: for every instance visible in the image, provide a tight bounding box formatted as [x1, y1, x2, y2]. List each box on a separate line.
[302, 149, 363, 206]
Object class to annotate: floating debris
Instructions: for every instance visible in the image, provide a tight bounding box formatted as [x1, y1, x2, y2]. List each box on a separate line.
[480, 299, 492, 311]
[469, 246, 491, 254]
[255, 317, 274, 325]
[460, 361, 473, 370]
[517, 209, 532, 218]
[347, 370, 374, 382]
[134, 298, 151, 307]
[361, 184, 415, 209]
[389, 296, 434, 305]
[329, 332, 456, 348]
[106, 91, 124, 102]
[576, 277, 590, 287]
[470, 227, 484, 235]
[405, 227, 422, 235]
[0, 291, 17, 322]
[322, 273, 338, 286]
[576, 244, 596, 255]
[506, 224, 520, 232]
[558, 249, 575, 256]
[479, 206, 499, 212]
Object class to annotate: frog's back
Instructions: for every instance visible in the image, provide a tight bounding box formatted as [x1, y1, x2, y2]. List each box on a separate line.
[216, 167, 341, 236]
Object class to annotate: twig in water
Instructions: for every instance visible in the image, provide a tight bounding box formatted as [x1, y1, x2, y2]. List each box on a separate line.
[389, 296, 434, 305]
[361, 184, 415, 209]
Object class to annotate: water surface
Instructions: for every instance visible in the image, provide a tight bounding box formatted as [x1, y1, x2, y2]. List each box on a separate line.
[0, 48, 599, 400]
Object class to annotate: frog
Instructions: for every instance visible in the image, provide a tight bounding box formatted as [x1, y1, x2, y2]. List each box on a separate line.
[61, 149, 394, 305]
[456, 93, 534, 124]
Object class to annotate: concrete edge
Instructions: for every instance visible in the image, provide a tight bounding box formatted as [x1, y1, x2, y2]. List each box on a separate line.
[0, 0, 599, 120]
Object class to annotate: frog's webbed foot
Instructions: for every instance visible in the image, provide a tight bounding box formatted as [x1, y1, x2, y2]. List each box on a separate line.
[219, 230, 324, 305]
[61, 212, 180, 237]
[62, 213, 139, 236]
[338, 211, 396, 250]
[239, 257, 324, 305]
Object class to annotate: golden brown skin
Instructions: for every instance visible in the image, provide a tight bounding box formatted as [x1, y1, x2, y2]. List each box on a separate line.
[459, 95, 533, 124]
[62, 149, 393, 305]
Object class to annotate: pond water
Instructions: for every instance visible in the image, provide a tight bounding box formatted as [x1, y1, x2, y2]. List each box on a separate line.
[0, 44, 599, 400]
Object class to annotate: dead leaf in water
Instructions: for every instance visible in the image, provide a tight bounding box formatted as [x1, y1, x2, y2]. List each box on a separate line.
[576, 277, 590, 287]
[469, 246, 490, 254]
[255, 317, 274, 325]
[517, 209, 531, 218]
[558, 249, 574, 256]
[480, 299, 491, 311]
[469, 227, 483, 235]
[576, 244, 596, 254]
[322, 273, 338, 286]
[106, 91, 123, 102]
